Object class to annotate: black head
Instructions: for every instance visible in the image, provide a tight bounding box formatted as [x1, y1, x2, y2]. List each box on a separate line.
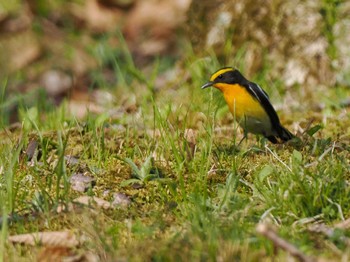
[201, 67, 248, 89]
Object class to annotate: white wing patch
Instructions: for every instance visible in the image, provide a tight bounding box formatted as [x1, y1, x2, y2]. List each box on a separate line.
[246, 83, 270, 102]
[246, 83, 261, 102]
[255, 83, 270, 99]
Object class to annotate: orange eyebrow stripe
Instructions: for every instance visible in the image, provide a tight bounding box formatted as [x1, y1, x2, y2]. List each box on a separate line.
[210, 68, 234, 81]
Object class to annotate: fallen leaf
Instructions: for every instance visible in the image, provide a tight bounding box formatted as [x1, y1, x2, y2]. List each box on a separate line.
[9, 231, 80, 247]
[25, 139, 38, 161]
[37, 246, 74, 262]
[92, 90, 115, 107]
[1, 30, 41, 73]
[70, 172, 96, 192]
[112, 192, 131, 207]
[335, 217, 350, 229]
[68, 100, 104, 119]
[70, 0, 123, 33]
[183, 128, 197, 160]
[57, 196, 116, 213]
[0, 10, 32, 34]
[184, 128, 197, 144]
[73, 196, 112, 209]
[64, 155, 80, 167]
[124, 0, 191, 56]
[38, 247, 100, 262]
[83, 251, 100, 262]
[56, 202, 74, 213]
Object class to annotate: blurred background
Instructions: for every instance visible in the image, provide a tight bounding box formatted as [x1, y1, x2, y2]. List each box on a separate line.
[0, 0, 349, 127]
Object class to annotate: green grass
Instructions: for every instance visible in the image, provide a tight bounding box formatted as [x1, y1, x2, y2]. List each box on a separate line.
[1, 40, 350, 261]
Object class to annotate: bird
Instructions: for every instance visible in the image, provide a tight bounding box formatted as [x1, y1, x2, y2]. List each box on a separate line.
[201, 67, 294, 144]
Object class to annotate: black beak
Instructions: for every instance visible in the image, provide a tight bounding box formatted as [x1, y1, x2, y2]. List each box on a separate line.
[201, 81, 213, 89]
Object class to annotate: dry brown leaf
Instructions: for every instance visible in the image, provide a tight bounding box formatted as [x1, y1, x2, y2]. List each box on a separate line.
[68, 100, 104, 119]
[9, 231, 80, 247]
[38, 247, 100, 262]
[25, 139, 38, 161]
[82, 251, 100, 262]
[57, 196, 114, 213]
[37, 246, 74, 262]
[73, 196, 112, 209]
[65, 155, 80, 167]
[69, 89, 117, 118]
[335, 217, 350, 229]
[145, 128, 162, 138]
[69, 45, 99, 75]
[184, 128, 197, 145]
[56, 202, 74, 213]
[0, 11, 32, 34]
[0, 30, 41, 74]
[70, 172, 96, 193]
[124, 0, 191, 55]
[183, 128, 197, 160]
[112, 192, 131, 207]
[70, 0, 123, 33]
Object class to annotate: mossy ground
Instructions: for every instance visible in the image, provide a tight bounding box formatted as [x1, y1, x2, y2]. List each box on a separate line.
[0, 1, 350, 260]
[1, 53, 350, 261]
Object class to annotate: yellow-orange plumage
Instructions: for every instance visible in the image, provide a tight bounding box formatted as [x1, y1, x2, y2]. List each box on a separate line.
[213, 83, 267, 121]
[201, 67, 294, 144]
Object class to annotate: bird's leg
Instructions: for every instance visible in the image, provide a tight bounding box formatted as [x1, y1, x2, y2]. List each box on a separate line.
[238, 130, 248, 146]
[256, 134, 265, 148]
[237, 117, 248, 147]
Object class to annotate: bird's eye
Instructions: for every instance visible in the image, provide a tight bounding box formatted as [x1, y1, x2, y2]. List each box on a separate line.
[218, 74, 223, 79]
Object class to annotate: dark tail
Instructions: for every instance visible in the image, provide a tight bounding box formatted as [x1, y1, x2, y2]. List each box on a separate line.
[278, 125, 294, 142]
[267, 125, 294, 144]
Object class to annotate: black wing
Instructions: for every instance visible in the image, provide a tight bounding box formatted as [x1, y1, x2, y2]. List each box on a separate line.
[243, 81, 281, 129]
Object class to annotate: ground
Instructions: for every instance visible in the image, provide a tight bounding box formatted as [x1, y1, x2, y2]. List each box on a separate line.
[1, 0, 350, 261]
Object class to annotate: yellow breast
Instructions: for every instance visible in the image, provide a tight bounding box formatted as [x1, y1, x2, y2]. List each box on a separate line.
[214, 83, 267, 120]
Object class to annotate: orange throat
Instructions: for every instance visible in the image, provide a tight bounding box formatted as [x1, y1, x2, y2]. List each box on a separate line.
[213, 83, 267, 121]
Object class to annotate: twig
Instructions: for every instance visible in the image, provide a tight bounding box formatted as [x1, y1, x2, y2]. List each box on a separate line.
[256, 223, 316, 262]
[326, 197, 344, 221]
[335, 217, 350, 229]
[308, 222, 350, 247]
[317, 142, 337, 162]
[264, 145, 292, 173]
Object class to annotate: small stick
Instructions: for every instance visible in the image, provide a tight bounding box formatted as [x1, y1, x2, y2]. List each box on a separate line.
[264, 145, 292, 173]
[256, 223, 316, 262]
[335, 217, 350, 229]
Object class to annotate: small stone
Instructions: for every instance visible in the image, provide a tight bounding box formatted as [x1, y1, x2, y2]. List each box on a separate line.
[25, 139, 38, 161]
[112, 193, 131, 207]
[102, 190, 110, 198]
[69, 173, 96, 192]
[64, 155, 79, 166]
[131, 183, 143, 189]
[92, 90, 115, 107]
[40, 70, 73, 97]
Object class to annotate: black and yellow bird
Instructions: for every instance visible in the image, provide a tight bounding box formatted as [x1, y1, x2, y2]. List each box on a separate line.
[201, 67, 293, 144]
